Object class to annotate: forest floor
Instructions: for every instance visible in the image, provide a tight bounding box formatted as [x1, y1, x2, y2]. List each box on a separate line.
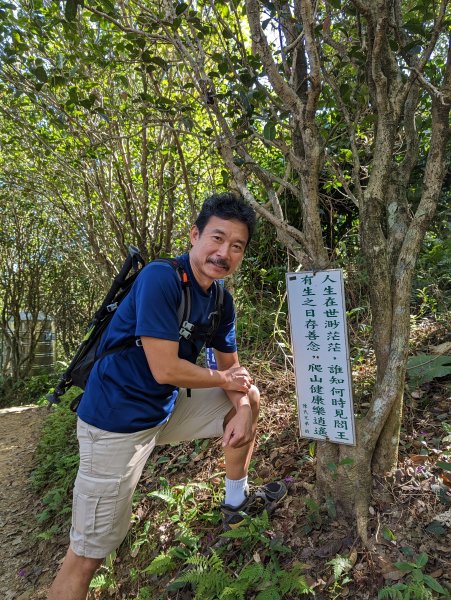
[104, 371, 450, 600]
[1, 334, 450, 599]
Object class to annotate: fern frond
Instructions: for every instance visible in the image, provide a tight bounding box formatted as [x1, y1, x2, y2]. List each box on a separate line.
[255, 585, 281, 600]
[147, 489, 175, 505]
[89, 573, 109, 589]
[176, 569, 232, 599]
[221, 527, 251, 539]
[279, 565, 313, 595]
[193, 570, 234, 599]
[141, 553, 174, 576]
[219, 585, 246, 600]
[184, 549, 224, 572]
[378, 583, 408, 599]
[177, 568, 207, 586]
[327, 555, 353, 580]
[239, 562, 265, 583]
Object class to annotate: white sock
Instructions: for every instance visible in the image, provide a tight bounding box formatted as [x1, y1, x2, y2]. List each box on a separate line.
[224, 475, 248, 507]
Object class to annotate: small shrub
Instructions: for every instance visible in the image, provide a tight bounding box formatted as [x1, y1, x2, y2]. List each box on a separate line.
[378, 553, 450, 599]
[31, 389, 79, 536]
[0, 373, 58, 409]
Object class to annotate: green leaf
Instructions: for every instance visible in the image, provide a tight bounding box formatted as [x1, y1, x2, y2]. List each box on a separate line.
[34, 66, 48, 83]
[176, 2, 188, 15]
[170, 16, 182, 30]
[437, 461, 451, 472]
[65, 0, 79, 22]
[149, 56, 168, 69]
[406, 354, 451, 387]
[382, 527, 396, 542]
[263, 121, 276, 141]
[425, 521, 446, 536]
[415, 552, 428, 568]
[221, 527, 251, 539]
[98, 0, 118, 15]
[394, 561, 415, 572]
[56, 53, 65, 70]
[218, 61, 228, 75]
[422, 574, 447, 594]
[166, 580, 187, 591]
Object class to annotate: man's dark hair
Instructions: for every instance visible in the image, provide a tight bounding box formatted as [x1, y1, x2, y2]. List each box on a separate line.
[195, 193, 256, 246]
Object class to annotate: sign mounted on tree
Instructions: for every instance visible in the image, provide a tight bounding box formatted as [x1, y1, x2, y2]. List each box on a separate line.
[286, 269, 356, 446]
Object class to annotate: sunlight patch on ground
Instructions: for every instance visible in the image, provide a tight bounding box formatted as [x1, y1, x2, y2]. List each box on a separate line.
[0, 404, 40, 415]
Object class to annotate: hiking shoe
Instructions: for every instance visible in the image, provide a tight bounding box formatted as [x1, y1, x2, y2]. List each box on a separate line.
[220, 481, 287, 530]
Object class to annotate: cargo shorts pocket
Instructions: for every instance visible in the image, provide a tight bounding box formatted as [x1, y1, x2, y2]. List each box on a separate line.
[72, 471, 121, 536]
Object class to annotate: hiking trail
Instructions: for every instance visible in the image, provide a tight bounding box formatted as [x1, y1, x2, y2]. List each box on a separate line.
[0, 405, 54, 600]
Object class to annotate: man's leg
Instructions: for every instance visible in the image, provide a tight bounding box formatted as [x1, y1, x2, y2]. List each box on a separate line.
[48, 419, 160, 600]
[222, 385, 259, 505]
[48, 549, 102, 600]
[220, 385, 286, 528]
[155, 384, 261, 513]
[157, 384, 260, 501]
[223, 384, 259, 477]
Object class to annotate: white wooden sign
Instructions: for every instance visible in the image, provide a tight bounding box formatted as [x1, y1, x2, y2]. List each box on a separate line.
[286, 269, 356, 445]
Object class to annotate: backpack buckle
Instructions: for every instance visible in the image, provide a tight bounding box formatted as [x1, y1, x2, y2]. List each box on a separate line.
[107, 302, 118, 312]
[179, 320, 194, 340]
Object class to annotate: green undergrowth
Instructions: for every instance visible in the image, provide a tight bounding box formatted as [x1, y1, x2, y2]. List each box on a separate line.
[0, 372, 59, 409]
[92, 478, 314, 600]
[90, 476, 451, 600]
[31, 388, 79, 538]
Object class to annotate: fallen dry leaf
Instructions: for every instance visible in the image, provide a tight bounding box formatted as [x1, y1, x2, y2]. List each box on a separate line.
[409, 454, 429, 464]
[430, 342, 451, 355]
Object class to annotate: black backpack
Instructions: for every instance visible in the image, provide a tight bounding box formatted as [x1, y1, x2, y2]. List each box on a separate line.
[47, 245, 224, 409]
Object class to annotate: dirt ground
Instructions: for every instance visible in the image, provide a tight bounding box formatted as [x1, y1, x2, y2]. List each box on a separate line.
[0, 405, 57, 600]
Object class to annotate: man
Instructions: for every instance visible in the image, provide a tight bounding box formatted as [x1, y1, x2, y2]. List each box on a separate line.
[48, 193, 286, 600]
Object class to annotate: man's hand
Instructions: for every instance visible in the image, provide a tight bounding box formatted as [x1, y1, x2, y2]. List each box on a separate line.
[220, 366, 253, 393]
[222, 405, 254, 448]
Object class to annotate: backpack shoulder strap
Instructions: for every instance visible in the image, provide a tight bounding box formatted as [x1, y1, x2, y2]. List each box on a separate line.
[206, 280, 224, 344]
[152, 258, 191, 326]
[215, 280, 225, 315]
[152, 258, 225, 344]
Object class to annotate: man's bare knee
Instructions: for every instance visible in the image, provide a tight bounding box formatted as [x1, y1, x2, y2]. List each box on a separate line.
[76, 555, 104, 576]
[248, 384, 260, 413]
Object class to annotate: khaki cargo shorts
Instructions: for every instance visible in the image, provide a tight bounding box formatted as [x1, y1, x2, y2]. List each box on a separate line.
[70, 387, 231, 559]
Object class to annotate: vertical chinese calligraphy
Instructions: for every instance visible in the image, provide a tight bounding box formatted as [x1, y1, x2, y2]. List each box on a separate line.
[286, 270, 356, 445]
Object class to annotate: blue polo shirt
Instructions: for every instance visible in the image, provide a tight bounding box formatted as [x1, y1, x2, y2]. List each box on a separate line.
[77, 253, 236, 433]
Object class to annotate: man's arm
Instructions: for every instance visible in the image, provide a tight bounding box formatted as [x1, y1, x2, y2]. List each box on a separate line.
[214, 349, 255, 448]
[141, 337, 251, 393]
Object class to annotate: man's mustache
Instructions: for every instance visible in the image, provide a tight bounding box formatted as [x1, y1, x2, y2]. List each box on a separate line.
[207, 258, 230, 270]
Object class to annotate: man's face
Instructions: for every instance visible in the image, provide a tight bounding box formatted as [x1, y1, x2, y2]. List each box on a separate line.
[189, 216, 249, 287]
